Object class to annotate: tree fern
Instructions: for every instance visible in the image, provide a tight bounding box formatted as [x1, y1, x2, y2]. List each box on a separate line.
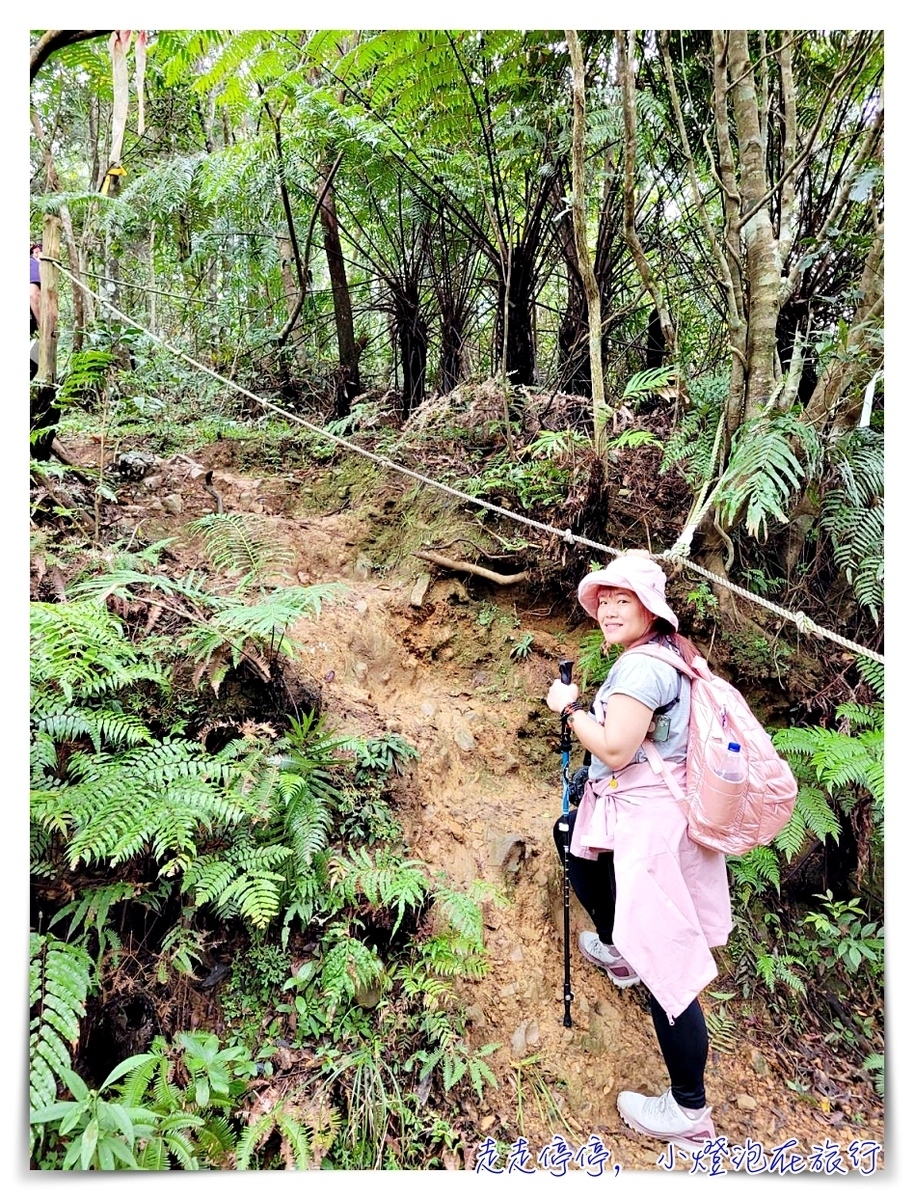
[715, 412, 820, 539]
[30, 933, 93, 1114]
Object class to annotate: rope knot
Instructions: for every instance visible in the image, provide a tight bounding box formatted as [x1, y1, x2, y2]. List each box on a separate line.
[663, 541, 690, 564]
[562, 527, 575, 544]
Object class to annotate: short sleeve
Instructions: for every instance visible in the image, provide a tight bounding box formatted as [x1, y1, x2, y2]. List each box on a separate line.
[602, 652, 680, 712]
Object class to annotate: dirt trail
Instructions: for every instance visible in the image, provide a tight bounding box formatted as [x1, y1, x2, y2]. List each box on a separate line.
[128, 449, 884, 1175]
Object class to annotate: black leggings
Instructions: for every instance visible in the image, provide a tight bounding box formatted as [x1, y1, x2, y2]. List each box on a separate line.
[553, 809, 709, 1109]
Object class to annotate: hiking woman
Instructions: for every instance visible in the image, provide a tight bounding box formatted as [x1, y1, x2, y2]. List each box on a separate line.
[546, 550, 732, 1152]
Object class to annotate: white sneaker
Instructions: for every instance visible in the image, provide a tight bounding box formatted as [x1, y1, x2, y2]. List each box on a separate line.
[617, 1087, 716, 1153]
[578, 931, 640, 988]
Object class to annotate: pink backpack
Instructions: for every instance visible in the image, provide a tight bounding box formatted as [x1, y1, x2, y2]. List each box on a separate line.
[628, 644, 798, 856]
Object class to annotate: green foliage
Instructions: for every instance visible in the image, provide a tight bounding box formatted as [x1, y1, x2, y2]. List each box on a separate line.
[660, 371, 728, 486]
[220, 939, 291, 1040]
[30, 599, 166, 706]
[863, 1052, 885, 1099]
[509, 631, 534, 659]
[728, 846, 783, 896]
[685, 581, 718, 620]
[716, 411, 821, 539]
[189, 512, 295, 585]
[29, 934, 94, 1117]
[48, 881, 141, 966]
[773, 701, 883, 840]
[800, 892, 884, 980]
[329, 846, 428, 936]
[30, 1060, 162, 1171]
[620, 365, 679, 402]
[463, 449, 570, 511]
[575, 629, 622, 691]
[56, 349, 118, 409]
[820, 429, 884, 621]
[605, 428, 662, 450]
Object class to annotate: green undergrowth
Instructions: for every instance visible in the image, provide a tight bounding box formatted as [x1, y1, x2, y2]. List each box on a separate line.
[29, 517, 507, 1170]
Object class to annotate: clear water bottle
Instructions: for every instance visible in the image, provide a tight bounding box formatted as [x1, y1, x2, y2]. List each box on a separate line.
[715, 741, 746, 782]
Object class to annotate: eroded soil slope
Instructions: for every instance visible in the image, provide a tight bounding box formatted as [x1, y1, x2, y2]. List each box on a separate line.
[110, 445, 885, 1174]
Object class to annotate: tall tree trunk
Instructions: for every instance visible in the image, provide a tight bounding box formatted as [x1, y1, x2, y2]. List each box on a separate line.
[494, 243, 537, 386]
[393, 283, 428, 418]
[566, 30, 608, 451]
[727, 31, 781, 416]
[438, 298, 465, 394]
[31, 110, 90, 349]
[803, 222, 884, 434]
[617, 30, 677, 361]
[318, 164, 361, 418]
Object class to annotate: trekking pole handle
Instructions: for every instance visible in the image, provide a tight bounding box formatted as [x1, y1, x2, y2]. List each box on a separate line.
[559, 658, 573, 685]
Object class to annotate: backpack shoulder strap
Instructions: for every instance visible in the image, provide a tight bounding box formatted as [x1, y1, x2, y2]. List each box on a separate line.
[623, 643, 699, 680]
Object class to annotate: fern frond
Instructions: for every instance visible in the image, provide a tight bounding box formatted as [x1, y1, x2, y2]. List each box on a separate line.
[716, 413, 815, 539]
[189, 513, 295, 583]
[30, 601, 163, 702]
[727, 846, 782, 891]
[30, 934, 93, 1112]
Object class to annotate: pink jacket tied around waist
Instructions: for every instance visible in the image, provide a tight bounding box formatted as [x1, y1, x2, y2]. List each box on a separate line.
[572, 759, 732, 1021]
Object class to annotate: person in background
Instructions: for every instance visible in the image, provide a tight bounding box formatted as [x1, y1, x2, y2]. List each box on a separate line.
[30, 242, 42, 332]
[547, 550, 732, 1153]
[30, 242, 42, 381]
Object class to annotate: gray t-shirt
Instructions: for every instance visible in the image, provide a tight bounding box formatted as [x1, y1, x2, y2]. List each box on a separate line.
[587, 641, 691, 781]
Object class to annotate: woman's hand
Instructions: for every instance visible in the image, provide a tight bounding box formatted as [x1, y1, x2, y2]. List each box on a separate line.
[546, 679, 579, 713]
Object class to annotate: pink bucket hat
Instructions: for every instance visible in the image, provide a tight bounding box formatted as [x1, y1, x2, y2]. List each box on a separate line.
[577, 552, 678, 630]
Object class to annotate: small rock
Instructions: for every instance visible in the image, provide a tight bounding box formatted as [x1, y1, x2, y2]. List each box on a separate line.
[385, 718, 401, 732]
[420, 700, 437, 718]
[162, 494, 183, 514]
[354, 661, 369, 681]
[750, 1050, 771, 1077]
[410, 573, 431, 607]
[510, 1024, 529, 1055]
[489, 833, 526, 875]
[141, 474, 163, 490]
[479, 1115, 496, 1133]
[499, 982, 518, 999]
[524, 1019, 541, 1048]
[465, 1005, 486, 1027]
[355, 599, 369, 615]
[735, 1094, 757, 1111]
[379, 671, 391, 683]
[508, 945, 524, 962]
[453, 726, 476, 753]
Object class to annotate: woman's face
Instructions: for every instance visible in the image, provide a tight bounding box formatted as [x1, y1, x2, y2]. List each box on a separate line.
[595, 586, 654, 648]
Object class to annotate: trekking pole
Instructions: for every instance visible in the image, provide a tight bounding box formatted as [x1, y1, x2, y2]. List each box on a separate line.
[558, 658, 574, 1028]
